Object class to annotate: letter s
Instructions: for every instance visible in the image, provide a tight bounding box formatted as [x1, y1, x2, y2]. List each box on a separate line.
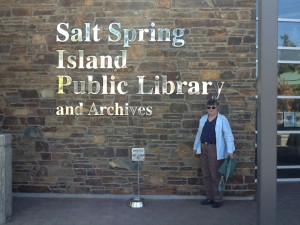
[146, 106, 153, 115]
[108, 22, 121, 43]
[56, 23, 69, 42]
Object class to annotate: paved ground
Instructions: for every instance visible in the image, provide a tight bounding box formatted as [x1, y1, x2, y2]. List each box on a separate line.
[5, 183, 300, 225]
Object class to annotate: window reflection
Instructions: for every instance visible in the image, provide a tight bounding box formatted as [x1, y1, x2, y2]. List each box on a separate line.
[278, 49, 300, 61]
[278, 64, 300, 96]
[278, 0, 300, 19]
[277, 134, 300, 166]
[278, 22, 300, 47]
[278, 99, 300, 131]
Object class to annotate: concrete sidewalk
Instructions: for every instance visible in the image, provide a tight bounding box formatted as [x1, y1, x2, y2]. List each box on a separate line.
[5, 183, 300, 225]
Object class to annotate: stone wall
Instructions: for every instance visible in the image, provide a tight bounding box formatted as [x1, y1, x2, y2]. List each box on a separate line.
[0, 0, 256, 196]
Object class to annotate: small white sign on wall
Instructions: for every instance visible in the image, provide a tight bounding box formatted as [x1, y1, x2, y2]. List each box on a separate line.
[132, 148, 145, 161]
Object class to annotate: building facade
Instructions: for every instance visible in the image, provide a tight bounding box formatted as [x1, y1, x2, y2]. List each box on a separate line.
[0, 0, 256, 197]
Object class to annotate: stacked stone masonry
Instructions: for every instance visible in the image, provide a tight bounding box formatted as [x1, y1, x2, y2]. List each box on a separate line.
[0, 0, 256, 197]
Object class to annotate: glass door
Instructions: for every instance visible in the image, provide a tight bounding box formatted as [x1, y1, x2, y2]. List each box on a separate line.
[277, 0, 300, 181]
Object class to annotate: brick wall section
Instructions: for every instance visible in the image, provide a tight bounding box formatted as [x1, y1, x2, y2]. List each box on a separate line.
[0, 0, 256, 196]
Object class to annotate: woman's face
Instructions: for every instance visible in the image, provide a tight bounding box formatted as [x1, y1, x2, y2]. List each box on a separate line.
[207, 105, 218, 116]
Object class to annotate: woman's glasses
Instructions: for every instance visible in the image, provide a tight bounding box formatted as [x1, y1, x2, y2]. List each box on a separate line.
[207, 106, 216, 109]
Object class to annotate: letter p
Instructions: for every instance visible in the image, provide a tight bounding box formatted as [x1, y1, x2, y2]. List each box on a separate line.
[57, 75, 72, 94]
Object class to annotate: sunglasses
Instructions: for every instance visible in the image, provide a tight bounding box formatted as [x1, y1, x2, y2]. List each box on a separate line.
[207, 106, 216, 109]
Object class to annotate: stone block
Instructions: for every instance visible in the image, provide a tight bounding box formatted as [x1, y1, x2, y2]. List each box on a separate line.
[17, 185, 50, 193]
[115, 148, 128, 157]
[0, 45, 10, 54]
[143, 171, 167, 185]
[105, 2, 154, 11]
[35, 141, 49, 152]
[0, 9, 11, 17]
[170, 103, 188, 113]
[18, 89, 39, 98]
[23, 127, 43, 140]
[2, 117, 18, 126]
[93, 135, 106, 144]
[173, 0, 209, 8]
[12, 8, 32, 16]
[228, 37, 242, 45]
[157, 0, 171, 8]
[33, 54, 57, 65]
[85, 178, 102, 186]
[27, 117, 46, 125]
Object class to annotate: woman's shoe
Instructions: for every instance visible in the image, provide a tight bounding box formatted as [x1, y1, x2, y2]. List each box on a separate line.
[201, 199, 214, 205]
[212, 202, 223, 208]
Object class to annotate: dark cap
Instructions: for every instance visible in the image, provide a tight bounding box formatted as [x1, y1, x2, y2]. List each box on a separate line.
[206, 99, 219, 106]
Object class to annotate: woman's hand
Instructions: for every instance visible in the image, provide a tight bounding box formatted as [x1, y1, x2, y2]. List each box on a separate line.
[193, 150, 200, 158]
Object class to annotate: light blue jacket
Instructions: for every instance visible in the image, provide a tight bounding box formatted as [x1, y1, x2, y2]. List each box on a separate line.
[193, 113, 235, 160]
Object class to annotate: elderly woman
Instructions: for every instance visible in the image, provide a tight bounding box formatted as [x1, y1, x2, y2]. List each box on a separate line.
[193, 99, 235, 208]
